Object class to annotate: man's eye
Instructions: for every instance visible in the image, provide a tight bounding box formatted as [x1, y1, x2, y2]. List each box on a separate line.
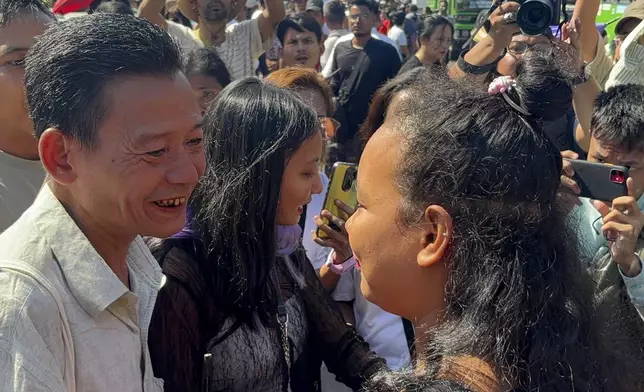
[186, 137, 203, 146]
[8, 59, 25, 66]
[146, 148, 167, 157]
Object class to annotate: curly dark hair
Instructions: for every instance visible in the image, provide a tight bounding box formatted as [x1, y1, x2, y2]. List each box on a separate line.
[363, 46, 644, 392]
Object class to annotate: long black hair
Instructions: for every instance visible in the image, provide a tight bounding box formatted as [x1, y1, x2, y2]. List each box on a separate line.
[191, 77, 318, 328]
[365, 47, 644, 391]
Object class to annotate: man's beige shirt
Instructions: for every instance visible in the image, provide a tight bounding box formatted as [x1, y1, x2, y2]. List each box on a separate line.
[0, 185, 165, 392]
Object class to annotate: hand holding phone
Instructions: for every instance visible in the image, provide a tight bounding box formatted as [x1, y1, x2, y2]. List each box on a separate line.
[562, 158, 629, 202]
[313, 199, 354, 263]
[593, 178, 644, 277]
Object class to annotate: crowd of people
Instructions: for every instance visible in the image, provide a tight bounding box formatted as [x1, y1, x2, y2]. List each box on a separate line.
[1, 0, 644, 390]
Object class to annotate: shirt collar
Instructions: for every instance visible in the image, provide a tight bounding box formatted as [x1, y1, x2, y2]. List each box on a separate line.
[32, 184, 162, 319]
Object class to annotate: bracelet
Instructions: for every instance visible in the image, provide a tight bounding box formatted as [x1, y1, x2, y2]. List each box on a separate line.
[325, 253, 357, 275]
[457, 48, 504, 75]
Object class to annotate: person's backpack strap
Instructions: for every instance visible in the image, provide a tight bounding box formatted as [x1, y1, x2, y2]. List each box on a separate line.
[0, 261, 76, 392]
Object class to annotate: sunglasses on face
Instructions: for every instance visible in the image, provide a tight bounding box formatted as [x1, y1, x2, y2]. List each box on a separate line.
[507, 41, 551, 55]
[318, 115, 340, 139]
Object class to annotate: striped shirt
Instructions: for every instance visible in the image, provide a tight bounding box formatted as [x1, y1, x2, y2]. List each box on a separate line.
[167, 18, 270, 81]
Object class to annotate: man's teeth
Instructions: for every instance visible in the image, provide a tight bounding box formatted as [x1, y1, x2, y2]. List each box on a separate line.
[154, 197, 186, 207]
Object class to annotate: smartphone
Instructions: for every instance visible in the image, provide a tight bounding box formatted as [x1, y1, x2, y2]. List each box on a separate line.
[317, 162, 358, 239]
[565, 159, 629, 202]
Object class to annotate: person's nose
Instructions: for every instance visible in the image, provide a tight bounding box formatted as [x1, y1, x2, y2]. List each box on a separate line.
[165, 148, 203, 188]
[312, 172, 323, 195]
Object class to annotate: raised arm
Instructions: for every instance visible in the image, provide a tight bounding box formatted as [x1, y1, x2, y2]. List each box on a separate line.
[257, 0, 286, 43]
[138, 0, 168, 29]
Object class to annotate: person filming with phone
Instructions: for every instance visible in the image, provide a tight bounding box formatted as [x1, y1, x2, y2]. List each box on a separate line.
[560, 83, 644, 323]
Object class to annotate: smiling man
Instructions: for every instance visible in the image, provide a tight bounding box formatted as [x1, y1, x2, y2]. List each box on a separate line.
[276, 12, 323, 69]
[0, 0, 53, 232]
[0, 13, 205, 392]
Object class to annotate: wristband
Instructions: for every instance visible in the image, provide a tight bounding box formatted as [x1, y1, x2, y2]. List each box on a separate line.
[457, 48, 504, 75]
[325, 253, 357, 275]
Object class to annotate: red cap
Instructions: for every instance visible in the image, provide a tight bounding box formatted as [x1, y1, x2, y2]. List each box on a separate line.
[52, 0, 93, 14]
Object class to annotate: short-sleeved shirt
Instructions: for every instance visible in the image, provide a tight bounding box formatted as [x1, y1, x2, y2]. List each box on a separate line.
[0, 185, 165, 392]
[387, 24, 408, 54]
[167, 18, 270, 80]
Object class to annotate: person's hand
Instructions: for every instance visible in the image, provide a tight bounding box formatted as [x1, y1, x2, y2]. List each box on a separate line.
[561, 17, 584, 68]
[559, 150, 582, 213]
[593, 178, 644, 277]
[312, 199, 355, 263]
[487, 1, 521, 49]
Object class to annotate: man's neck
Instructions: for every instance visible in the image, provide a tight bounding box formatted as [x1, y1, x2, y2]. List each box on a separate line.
[197, 17, 228, 47]
[52, 183, 133, 288]
[0, 131, 40, 160]
[352, 33, 371, 49]
[327, 22, 344, 31]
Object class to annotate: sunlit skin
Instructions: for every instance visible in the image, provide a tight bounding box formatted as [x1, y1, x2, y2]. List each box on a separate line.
[0, 12, 53, 159]
[346, 124, 451, 321]
[277, 130, 324, 225]
[280, 28, 322, 69]
[40, 73, 206, 251]
[417, 24, 453, 64]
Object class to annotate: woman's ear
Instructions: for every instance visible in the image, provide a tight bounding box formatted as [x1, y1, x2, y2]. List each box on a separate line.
[417, 205, 453, 268]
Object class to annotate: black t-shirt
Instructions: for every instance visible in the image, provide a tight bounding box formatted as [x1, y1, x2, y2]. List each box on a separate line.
[398, 55, 423, 75]
[330, 38, 401, 141]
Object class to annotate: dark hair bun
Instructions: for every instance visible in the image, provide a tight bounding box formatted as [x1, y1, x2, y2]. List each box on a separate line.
[511, 42, 580, 122]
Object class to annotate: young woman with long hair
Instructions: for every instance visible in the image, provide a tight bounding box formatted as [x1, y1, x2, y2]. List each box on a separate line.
[147, 78, 385, 392]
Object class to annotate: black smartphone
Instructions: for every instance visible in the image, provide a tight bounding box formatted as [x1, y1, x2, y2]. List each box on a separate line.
[565, 159, 629, 202]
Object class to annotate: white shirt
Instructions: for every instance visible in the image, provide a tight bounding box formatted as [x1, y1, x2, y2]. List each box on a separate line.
[320, 28, 349, 68]
[0, 150, 44, 232]
[387, 24, 407, 54]
[303, 172, 332, 270]
[321, 28, 400, 77]
[331, 257, 411, 370]
[166, 18, 270, 80]
[0, 185, 165, 392]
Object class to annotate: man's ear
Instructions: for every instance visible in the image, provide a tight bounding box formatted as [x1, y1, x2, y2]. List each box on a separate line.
[417, 205, 453, 268]
[38, 128, 78, 185]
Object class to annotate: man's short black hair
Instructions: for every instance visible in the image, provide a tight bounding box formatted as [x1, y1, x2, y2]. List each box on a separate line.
[324, 0, 345, 24]
[25, 13, 182, 149]
[95, 0, 134, 15]
[392, 10, 405, 25]
[591, 84, 644, 152]
[351, 0, 378, 15]
[410, 4, 418, 12]
[0, 0, 52, 27]
[276, 12, 322, 46]
[182, 48, 231, 88]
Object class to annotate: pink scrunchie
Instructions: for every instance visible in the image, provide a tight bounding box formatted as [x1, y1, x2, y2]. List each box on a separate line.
[488, 76, 517, 95]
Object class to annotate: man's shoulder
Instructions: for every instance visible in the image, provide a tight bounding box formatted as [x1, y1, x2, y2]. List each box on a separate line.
[371, 37, 398, 51]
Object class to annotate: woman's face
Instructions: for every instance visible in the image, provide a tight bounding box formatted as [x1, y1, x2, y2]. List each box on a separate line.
[421, 24, 453, 62]
[346, 122, 449, 321]
[497, 34, 550, 76]
[187, 73, 224, 114]
[277, 130, 324, 225]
